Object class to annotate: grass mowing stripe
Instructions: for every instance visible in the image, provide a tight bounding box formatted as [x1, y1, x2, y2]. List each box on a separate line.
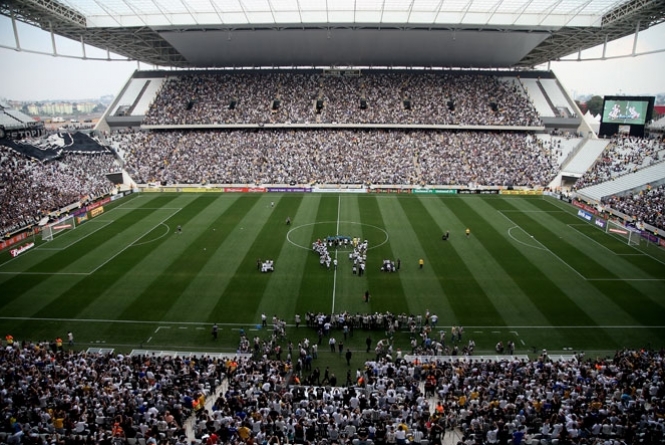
[36, 195, 180, 274]
[505, 209, 617, 280]
[376, 196, 456, 322]
[0, 220, 114, 274]
[401, 196, 503, 326]
[567, 223, 643, 255]
[207, 195, 304, 324]
[0, 195, 179, 314]
[464, 198, 596, 326]
[88, 195, 240, 323]
[3, 193, 663, 354]
[477, 197, 618, 349]
[0, 193, 142, 278]
[165, 194, 276, 323]
[333, 195, 368, 314]
[6, 196, 183, 342]
[505, 204, 665, 328]
[568, 224, 665, 278]
[587, 280, 665, 325]
[256, 194, 322, 325]
[422, 197, 552, 329]
[294, 195, 340, 316]
[359, 195, 409, 316]
[119, 195, 262, 322]
[30, 195, 210, 321]
[439, 199, 558, 330]
[497, 199, 651, 331]
[527, 199, 665, 279]
[543, 196, 665, 266]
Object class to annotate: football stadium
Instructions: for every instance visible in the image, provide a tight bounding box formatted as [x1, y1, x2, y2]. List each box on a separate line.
[1, 1, 665, 444]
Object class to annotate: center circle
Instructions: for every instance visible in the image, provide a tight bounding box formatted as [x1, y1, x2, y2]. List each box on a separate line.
[286, 221, 389, 251]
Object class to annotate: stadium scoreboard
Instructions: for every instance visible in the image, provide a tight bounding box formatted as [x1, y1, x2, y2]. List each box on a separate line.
[599, 95, 655, 137]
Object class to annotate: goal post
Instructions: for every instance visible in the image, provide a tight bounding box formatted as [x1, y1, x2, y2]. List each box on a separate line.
[42, 215, 77, 241]
[605, 220, 640, 246]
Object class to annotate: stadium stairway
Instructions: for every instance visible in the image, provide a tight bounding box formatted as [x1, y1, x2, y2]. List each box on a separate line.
[560, 138, 611, 176]
[184, 377, 229, 442]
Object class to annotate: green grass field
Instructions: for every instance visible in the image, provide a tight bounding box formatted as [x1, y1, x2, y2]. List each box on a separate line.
[1, 192, 664, 363]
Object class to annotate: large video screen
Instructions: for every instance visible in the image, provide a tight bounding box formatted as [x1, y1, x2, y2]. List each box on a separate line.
[601, 99, 649, 125]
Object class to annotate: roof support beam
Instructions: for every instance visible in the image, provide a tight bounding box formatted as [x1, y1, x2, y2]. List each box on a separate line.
[433, 0, 445, 24]
[406, 0, 416, 23]
[90, 0, 122, 26]
[176, 0, 200, 25]
[511, 0, 535, 26]
[562, 0, 594, 27]
[295, 0, 303, 23]
[23, 0, 86, 26]
[49, 20, 57, 55]
[207, 0, 225, 25]
[11, 8, 21, 50]
[537, 0, 564, 26]
[237, 0, 251, 25]
[267, 0, 277, 24]
[601, 34, 607, 59]
[459, 0, 475, 24]
[632, 20, 640, 55]
[484, 0, 504, 25]
[119, 0, 149, 26]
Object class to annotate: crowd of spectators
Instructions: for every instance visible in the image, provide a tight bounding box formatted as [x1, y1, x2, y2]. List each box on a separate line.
[602, 184, 665, 230]
[198, 339, 665, 445]
[0, 339, 225, 445]
[4, 335, 663, 445]
[574, 136, 665, 190]
[421, 348, 665, 445]
[112, 129, 556, 188]
[142, 72, 542, 127]
[0, 146, 118, 235]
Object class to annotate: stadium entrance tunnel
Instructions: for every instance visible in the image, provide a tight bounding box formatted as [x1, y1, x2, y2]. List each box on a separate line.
[286, 221, 389, 251]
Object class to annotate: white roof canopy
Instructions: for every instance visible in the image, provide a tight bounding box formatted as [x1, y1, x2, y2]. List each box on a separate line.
[3, 0, 663, 68]
[59, 0, 626, 28]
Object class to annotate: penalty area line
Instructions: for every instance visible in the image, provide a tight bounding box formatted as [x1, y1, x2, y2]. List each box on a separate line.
[86, 208, 182, 274]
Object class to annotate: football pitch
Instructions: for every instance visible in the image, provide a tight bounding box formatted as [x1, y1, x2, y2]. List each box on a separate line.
[1, 192, 664, 359]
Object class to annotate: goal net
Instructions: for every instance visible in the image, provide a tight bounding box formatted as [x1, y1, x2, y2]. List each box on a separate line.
[42, 215, 77, 241]
[606, 220, 640, 246]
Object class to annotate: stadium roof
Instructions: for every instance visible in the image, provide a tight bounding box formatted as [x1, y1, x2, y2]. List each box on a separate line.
[12, 0, 638, 27]
[1, 0, 664, 68]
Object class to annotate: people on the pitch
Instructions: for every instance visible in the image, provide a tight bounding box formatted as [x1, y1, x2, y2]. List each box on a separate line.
[286, 216, 291, 225]
[419, 258, 424, 269]
[465, 228, 470, 237]
[380, 259, 396, 272]
[261, 260, 274, 272]
[442, 230, 450, 240]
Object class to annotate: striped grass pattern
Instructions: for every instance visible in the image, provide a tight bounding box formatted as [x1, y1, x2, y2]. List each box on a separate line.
[1, 193, 664, 356]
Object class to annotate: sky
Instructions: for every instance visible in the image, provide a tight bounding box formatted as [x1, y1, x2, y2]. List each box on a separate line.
[0, 14, 663, 102]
